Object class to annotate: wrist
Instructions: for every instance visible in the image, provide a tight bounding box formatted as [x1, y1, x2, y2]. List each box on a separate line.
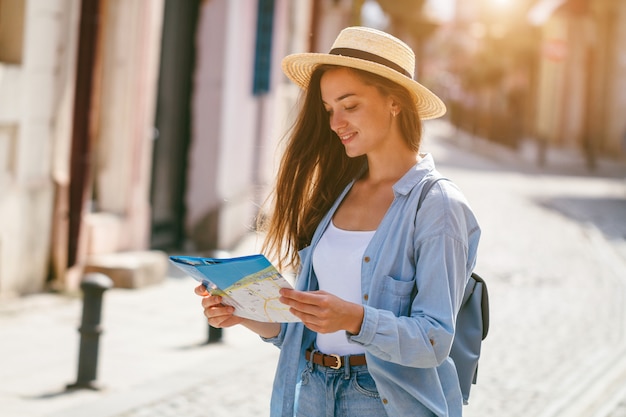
[347, 305, 364, 335]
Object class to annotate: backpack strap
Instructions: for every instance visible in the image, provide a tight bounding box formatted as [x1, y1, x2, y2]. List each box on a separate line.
[416, 175, 449, 211]
[410, 175, 450, 301]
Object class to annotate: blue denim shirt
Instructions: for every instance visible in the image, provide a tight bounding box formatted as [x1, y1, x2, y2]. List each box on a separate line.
[263, 154, 481, 417]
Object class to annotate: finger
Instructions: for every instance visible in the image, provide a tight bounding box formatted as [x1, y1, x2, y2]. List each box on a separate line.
[201, 294, 225, 308]
[281, 292, 331, 316]
[283, 300, 318, 318]
[194, 284, 210, 296]
[209, 315, 241, 328]
[205, 307, 241, 328]
[280, 289, 325, 305]
[203, 303, 235, 320]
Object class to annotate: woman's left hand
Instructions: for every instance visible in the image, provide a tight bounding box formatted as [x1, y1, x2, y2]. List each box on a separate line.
[279, 288, 364, 335]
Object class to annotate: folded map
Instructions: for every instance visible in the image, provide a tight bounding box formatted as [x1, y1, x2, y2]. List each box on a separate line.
[169, 254, 300, 323]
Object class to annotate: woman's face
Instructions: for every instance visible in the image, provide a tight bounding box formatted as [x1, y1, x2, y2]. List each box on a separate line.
[320, 67, 396, 158]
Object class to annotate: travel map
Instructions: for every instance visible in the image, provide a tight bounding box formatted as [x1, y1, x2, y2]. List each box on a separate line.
[169, 254, 300, 323]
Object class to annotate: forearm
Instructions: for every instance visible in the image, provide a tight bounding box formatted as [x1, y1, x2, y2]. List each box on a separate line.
[241, 320, 281, 339]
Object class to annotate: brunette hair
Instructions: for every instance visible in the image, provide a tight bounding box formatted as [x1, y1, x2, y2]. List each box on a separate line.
[260, 65, 423, 270]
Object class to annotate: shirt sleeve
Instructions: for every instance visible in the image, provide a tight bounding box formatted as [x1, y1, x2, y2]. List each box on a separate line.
[261, 322, 288, 348]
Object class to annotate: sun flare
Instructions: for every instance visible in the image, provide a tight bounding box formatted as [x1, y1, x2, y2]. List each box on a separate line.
[489, 0, 513, 7]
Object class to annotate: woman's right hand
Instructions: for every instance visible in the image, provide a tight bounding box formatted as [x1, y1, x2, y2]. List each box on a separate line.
[193, 284, 282, 339]
[194, 284, 244, 328]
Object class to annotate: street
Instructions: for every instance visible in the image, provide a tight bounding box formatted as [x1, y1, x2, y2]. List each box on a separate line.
[1, 120, 625, 417]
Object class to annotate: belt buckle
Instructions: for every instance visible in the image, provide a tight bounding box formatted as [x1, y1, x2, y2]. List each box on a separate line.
[329, 353, 342, 369]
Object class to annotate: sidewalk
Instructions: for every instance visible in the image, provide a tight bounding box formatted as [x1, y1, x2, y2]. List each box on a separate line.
[0, 233, 279, 417]
[426, 119, 626, 180]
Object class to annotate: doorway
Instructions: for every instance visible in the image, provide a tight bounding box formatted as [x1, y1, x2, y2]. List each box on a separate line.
[150, 0, 200, 250]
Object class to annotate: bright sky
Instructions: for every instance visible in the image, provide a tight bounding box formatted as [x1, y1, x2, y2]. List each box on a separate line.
[489, 0, 512, 6]
[528, 0, 567, 25]
[362, 0, 457, 26]
[426, 0, 456, 21]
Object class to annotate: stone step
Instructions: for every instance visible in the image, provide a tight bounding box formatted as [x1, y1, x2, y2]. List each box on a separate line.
[84, 250, 169, 289]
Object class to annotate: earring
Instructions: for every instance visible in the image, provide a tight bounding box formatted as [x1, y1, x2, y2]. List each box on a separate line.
[392, 110, 397, 117]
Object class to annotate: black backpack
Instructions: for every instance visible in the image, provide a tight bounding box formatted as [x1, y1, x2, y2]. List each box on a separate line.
[416, 176, 490, 405]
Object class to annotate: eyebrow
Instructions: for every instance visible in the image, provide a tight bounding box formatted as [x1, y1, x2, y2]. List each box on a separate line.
[322, 93, 356, 105]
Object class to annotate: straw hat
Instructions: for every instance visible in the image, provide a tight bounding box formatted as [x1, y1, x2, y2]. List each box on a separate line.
[281, 26, 446, 120]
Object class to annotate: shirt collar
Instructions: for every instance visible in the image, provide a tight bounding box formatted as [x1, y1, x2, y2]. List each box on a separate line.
[392, 153, 436, 196]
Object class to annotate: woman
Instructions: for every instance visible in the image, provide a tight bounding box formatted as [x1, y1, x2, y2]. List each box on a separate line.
[195, 26, 480, 417]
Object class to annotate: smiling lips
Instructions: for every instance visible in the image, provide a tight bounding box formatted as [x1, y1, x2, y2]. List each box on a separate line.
[339, 132, 356, 142]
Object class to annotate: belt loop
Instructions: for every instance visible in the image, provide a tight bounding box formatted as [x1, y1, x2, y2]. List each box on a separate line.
[343, 355, 351, 379]
[308, 347, 318, 369]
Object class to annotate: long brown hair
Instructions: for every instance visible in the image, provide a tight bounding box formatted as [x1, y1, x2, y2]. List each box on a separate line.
[260, 65, 422, 270]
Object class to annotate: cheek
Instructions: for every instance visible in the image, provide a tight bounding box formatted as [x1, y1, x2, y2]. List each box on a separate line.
[362, 112, 392, 136]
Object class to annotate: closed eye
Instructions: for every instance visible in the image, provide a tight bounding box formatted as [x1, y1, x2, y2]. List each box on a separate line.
[323, 104, 357, 115]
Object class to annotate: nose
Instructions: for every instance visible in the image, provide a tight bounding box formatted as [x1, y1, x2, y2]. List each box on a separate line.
[329, 110, 347, 133]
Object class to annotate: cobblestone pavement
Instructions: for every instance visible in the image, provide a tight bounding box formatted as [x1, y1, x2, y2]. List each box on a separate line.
[1, 120, 625, 417]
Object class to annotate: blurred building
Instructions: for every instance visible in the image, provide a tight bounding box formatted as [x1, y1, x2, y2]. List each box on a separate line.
[532, 0, 626, 166]
[0, 0, 168, 296]
[437, 0, 542, 147]
[0, 0, 382, 297]
[440, 0, 626, 165]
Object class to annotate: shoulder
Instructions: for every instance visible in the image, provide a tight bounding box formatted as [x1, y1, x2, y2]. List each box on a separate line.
[414, 177, 479, 240]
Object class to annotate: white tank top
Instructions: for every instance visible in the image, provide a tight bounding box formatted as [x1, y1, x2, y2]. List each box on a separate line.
[312, 220, 375, 356]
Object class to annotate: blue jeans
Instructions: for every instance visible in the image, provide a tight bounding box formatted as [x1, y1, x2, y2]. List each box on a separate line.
[294, 352, 387, 417]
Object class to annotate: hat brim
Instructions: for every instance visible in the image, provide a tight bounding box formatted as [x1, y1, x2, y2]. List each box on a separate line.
[281, 52, 446, 120]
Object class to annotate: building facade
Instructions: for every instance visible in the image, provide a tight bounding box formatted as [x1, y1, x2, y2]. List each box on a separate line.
[534, 0, 626, 165]
[0, 0, 369, 297]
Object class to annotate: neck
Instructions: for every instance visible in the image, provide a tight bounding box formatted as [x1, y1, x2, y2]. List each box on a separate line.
[366, 151, 420, 184]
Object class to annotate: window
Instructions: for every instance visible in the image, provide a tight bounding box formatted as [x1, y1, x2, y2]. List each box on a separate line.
[0, 0, 26, 64]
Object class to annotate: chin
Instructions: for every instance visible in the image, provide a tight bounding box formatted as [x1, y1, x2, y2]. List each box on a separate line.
[344, 148, 365, 159]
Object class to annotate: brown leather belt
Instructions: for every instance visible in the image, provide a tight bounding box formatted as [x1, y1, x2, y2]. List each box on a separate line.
[305, 350, 367, 370]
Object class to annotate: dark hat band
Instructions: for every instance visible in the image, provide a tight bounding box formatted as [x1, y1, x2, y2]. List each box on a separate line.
[329, 47, 412, 79]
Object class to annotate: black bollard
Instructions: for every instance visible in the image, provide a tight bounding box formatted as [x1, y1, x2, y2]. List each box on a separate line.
[67, 272, 113, 390]
[207, 325, 223, 344]
[203, 249, 230, 344]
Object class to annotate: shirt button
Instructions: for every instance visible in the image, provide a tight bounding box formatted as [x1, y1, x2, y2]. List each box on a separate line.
[363, 294, 369, 301]
[364, 256, 370, 262]
[382, 398, 389, 405]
